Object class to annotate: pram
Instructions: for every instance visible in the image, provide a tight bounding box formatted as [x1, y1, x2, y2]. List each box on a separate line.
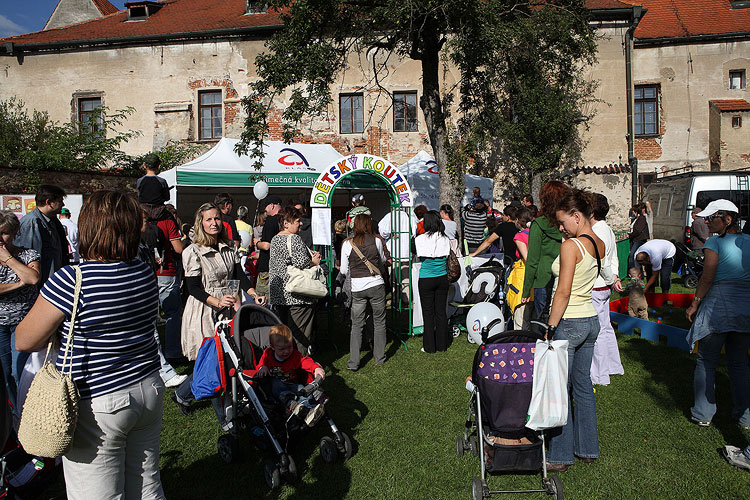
[450, 255, 512, 340]
[213, 304, 352, 489]
[674, 241, 704, 288]
[457, 323, 563, 500]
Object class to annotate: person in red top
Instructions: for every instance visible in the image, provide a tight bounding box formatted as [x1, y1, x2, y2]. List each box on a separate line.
[154, 213, 185, 362]
[257, 324, 326, 427]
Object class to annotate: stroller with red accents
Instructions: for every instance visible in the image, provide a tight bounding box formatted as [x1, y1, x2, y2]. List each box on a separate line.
[457, 322, 563, 500]
[213, 304, 352, 490]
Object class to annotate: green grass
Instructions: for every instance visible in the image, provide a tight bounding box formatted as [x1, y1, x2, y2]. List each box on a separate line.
[149, 313, 750, 500]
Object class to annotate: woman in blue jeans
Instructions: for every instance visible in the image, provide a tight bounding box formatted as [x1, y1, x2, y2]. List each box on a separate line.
[545, 190, 605, 472]
[685, 200, 750, 428]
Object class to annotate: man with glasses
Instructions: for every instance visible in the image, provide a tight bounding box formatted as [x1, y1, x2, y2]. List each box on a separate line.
[636, 239, 677, 296]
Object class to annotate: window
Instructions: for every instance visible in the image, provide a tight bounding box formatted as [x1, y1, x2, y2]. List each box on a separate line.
[729, 70, 746, 89]
[339, 94, 364, 134]
[78, 97, 102, 135]
[393, 91, 418, 132]
[733, 116, 743, 128]
[198, 90, 222, 140]
[634, 85, 659, 136]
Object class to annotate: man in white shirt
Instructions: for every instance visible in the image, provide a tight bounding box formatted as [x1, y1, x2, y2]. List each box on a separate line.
[59, 208, 79, 264]
[636, 239, 676, 295]
[590, 194, 624, 386]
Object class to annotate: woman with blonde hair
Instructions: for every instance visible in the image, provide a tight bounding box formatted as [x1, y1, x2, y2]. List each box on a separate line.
[17, 190, 166, 499]
[180, 203, 264, 360]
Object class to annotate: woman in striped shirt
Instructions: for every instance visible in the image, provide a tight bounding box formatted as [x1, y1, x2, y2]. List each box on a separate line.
[17, 190, 166, 500]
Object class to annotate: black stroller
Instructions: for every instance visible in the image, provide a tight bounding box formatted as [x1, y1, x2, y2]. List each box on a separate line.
[449, 255, 512, 339]
[214, 305, 352, 489]
[457, 322, 563, 500]
[674, 241, 704, 288]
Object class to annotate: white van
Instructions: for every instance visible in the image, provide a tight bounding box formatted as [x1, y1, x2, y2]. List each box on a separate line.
[643, 172, 750, 243]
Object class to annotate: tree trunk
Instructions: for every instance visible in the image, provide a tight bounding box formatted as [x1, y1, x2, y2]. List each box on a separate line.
[419, 31, 462, 222]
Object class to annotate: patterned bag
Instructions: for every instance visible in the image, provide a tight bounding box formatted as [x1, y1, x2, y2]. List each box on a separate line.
[17, 267, 81, 458]
[446, 250, 461, 283]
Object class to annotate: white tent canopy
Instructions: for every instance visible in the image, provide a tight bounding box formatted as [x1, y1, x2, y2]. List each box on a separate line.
[400, 150, 494, 211]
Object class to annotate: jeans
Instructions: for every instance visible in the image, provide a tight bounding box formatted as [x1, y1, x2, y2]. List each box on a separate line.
[0, 324, 29, 410]
[691, 332, 750, 426]
[548, 315, 600, 464]
[533, 286, 550, 320]
[157, 275, 182, 359]
[349, 285, 387, 369]
[62, 371, 166, 500]
[628, 239, 646, 270]
[263, 378, 317, 409]
[175, 374, 227, 426]
[153, 323, 177, 383]
[418, 275, 449, 353]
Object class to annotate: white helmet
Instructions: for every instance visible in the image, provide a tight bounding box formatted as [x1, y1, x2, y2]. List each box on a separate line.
[466, 302, 505, 344]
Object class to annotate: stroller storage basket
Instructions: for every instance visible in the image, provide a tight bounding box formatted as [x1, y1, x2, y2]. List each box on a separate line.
[486, 434, 543, 473]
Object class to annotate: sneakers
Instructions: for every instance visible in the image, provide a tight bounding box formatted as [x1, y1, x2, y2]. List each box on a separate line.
[170, 391, 193, 416]
[164, 374, 188, 388]
[691, 417, 711, 427]
[288, 401, 305, 419]
[304, 403, 325, 427]
[221, 420, 234, 433]
[722, 445, 750, 471]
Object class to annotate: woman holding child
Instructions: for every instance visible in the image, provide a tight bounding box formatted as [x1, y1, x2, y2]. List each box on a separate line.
[545, 189, 607, 472]
[686, 200, 750, 428]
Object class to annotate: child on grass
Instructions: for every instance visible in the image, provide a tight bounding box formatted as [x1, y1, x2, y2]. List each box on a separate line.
[256, 324, 326, 427]
[625, 266, 648, 320]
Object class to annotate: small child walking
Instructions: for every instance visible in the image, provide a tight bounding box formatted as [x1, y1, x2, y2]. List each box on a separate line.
[625, 267, 648, 320]
[256, 324, 326, 427]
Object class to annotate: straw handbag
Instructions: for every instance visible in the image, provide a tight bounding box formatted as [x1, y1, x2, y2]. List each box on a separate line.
[17, 266, 82, 458]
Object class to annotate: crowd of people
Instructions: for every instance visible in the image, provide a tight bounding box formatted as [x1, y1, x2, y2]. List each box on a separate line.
[0, 160, 747, 497]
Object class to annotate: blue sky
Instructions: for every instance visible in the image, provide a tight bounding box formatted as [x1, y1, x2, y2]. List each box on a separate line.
[0, 0, 127, 38]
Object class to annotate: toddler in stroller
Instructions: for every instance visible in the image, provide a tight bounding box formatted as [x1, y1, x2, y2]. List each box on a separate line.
[255, 324, 327, 428]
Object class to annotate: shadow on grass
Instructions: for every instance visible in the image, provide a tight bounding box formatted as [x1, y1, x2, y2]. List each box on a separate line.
[621, 336, 747, 447]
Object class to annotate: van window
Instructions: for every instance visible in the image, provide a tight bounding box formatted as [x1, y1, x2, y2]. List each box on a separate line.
[696, 190, 750, 218]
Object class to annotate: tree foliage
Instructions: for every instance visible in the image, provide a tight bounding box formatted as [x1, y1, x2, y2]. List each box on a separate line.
[239, 0, 598, 206]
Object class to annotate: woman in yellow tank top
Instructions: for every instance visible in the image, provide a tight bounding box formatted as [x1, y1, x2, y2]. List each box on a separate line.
[545, 190, 606, 473]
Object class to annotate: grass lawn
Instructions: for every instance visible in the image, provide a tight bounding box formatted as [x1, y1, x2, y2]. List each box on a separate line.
[153, 305, 749, 499]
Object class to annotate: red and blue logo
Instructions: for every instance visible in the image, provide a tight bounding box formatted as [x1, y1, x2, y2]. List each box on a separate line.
[472, 319, 481, 332]
[278, 148, 310, 168]
[427, 160, 438, 174]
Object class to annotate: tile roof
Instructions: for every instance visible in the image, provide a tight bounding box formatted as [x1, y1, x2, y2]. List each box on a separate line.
[710, 99, 750, 112]
[92, 0, 119, 16]
[620, 0, 750, 40]
[1, 0, 282, 47]
[585, 0, 634, 9]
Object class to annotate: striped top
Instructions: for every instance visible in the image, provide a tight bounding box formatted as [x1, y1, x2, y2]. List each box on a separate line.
[462, 209, 488, 245]
[40, 260, 160, 400]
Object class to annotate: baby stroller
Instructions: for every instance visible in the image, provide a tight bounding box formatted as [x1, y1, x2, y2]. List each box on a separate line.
[450, 255, 511, 339]
[674, 241, 704, 288]
[214, 304, 352, 489]
[457, 322, 563, 500]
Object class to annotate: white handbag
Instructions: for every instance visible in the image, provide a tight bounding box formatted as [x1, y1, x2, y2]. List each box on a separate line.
[284, 236, 327, 298]
[525, 339, 569, 431]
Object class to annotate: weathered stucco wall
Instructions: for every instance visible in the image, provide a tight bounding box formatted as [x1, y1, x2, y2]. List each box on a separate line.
[569, 171, 633, 234]
[46, 0, 104, 30]
[0, 167, 137, 195]
[718, 110, 750, 170]
[631, 41, 750, 175]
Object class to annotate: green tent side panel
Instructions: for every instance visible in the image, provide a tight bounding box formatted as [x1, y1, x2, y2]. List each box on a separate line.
[177, 171, 388, 189]
[616, 239, 630, 278]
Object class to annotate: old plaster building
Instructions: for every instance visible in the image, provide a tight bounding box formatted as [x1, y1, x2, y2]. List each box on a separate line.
[1, 0, 749, 230]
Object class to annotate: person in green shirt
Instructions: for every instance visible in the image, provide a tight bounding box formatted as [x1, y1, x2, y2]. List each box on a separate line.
[521, 181, 571, 319]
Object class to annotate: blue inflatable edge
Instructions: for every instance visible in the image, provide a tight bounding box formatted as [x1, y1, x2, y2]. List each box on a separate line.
[610, 311, 691, 353]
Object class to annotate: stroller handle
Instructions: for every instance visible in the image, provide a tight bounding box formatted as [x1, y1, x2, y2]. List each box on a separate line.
[298, 376, 323, 397]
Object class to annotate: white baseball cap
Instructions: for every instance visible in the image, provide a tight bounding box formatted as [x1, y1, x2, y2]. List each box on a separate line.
[696, 199, 739, 217]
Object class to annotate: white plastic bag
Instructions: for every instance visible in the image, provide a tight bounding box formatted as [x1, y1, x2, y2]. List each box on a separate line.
[526, 339, 569, 431]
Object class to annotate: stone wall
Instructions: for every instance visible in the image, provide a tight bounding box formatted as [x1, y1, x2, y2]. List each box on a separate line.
[0, 167, 137, 195]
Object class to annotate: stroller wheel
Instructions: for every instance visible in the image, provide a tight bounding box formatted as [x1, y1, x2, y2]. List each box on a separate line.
[217, 434, 239, 464]
[283, 455, 298, 483]
[320, 436, 338, 463]
[546, 474, 564, 499]
[469, 436, 479, 457]
[452, 325, 462, 338]
[264, 459, 282, 490]
[340, 431, 353, 460]
[456, 436, 465, 458]
[685, 275, 699, 288]
[471, 477, 485, 500]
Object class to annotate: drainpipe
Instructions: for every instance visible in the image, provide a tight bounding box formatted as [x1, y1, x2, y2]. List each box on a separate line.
[626, 6, 643, 205]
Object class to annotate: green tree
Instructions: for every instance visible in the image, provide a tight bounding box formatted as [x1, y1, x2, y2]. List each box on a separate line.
[239, 0, 597, 209]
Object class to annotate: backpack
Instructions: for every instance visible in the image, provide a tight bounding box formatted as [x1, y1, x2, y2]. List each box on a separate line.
[190, 335, 226, 400]
[141, 218, 167, 268]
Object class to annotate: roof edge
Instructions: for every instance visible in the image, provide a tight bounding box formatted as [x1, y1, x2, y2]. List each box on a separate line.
[634, 30, 750, 47]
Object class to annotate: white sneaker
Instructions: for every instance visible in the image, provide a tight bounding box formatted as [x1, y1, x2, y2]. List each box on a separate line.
[722, 445, 750, 471]
[165, 374, 188, 388]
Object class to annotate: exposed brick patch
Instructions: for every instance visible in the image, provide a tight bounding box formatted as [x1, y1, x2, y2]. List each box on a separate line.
[634, 138, 662, 160]
[225, 102, 239, 124]
[741, 154, 750, 164]
[188, 77, 239, 125]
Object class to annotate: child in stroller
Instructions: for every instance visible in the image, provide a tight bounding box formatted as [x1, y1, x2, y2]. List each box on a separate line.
[255, 324, 327, 428]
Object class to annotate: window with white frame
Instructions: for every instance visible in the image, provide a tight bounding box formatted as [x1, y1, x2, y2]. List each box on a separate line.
[729, 70, 746, 90]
